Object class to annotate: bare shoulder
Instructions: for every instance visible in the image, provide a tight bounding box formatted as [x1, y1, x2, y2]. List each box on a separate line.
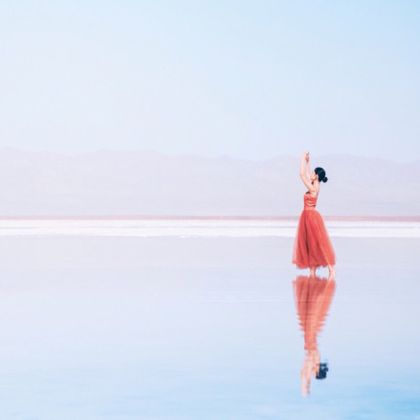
[307, 186, 319, 197]
[299, 173, 316, 192]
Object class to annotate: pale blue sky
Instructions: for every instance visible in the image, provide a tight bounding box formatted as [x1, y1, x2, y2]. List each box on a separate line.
[0, 0, 419, 161]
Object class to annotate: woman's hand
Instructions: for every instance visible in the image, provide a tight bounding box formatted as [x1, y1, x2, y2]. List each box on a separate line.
[302, 151, 309, 162]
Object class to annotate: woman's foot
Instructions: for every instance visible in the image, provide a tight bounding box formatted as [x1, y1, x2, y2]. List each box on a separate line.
[309, 266, 316, 277]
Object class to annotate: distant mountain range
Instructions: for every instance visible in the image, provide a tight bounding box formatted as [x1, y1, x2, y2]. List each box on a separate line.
[0, 148, 418, 216]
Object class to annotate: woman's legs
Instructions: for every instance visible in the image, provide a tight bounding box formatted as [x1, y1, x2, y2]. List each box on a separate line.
[308, 264, 335, 279]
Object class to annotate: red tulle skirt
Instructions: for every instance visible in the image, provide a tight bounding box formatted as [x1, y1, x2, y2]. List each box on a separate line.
[292, 209, 336, 269]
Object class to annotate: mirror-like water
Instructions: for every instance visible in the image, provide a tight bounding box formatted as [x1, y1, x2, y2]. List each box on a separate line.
[0, 236, 418, 419]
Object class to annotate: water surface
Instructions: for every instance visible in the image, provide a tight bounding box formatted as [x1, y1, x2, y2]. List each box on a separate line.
[0, 236, 418, 419]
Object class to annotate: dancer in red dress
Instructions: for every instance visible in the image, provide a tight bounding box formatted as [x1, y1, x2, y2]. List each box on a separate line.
[292, 152, 336, 278]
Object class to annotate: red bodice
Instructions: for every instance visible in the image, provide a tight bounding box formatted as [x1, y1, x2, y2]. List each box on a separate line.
[303, 192, 318, 210]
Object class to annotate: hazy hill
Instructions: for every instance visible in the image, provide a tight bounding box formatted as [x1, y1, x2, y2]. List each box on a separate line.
[0, 148, 418, 216]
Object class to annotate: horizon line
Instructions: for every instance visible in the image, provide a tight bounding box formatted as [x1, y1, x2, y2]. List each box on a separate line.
[0, 215, 419, 222]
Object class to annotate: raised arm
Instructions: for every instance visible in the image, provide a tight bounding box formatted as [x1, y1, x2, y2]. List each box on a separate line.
[299, 152, 316, 193]
[305, 155, 312, 180]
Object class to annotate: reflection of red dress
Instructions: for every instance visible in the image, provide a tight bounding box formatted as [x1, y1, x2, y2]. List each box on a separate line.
[292, 192, 336, 269]
[293, 275, 336, 350]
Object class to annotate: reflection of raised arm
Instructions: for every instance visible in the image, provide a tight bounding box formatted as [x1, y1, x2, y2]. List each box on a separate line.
[299, 152, 315, 192]
[301, 348, 320, 396]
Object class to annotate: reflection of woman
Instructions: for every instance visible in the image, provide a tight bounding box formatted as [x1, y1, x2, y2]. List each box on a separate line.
[293, 274, 336, 396]
[292, 151, 336, 278]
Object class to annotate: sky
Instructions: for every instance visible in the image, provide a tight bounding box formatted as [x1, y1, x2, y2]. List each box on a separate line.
[0, 0, 419, 161]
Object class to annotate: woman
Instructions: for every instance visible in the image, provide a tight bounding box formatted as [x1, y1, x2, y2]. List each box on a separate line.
[292, 152, 336, 278]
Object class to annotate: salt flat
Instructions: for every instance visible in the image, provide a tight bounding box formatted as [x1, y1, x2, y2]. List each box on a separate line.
[0, 218, 419, 237]
[0, 236, 418, 419]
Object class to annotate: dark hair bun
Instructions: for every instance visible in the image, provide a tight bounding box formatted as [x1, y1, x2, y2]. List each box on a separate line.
[323, 176, 328, 183]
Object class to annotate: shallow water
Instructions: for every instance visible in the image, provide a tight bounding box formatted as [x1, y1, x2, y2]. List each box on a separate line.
[0, 236, 419, 419]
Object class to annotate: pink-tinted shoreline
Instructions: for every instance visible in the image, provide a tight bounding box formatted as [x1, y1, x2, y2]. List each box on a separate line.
[0, 215, 419, 222]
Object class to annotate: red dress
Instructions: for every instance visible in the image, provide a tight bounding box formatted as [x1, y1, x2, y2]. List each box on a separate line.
[292, 192, 336, 269]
